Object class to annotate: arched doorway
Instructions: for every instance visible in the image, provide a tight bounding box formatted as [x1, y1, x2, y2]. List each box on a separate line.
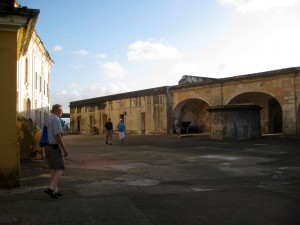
[77, 116, 81, 133]
[228, 92, 282, 134]
[173, 98, 210, 133]
[268, 99, 282, 133]
[26, 98, 31, 119]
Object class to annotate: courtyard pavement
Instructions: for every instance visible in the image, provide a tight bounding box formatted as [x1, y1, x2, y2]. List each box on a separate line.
[0, 134, 300, 225]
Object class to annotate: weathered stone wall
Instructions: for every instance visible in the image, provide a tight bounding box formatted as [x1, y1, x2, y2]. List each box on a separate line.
[208, 105, 262, 140]
[222, 73, 297, 137]
[70, 67, 300, 137]
[171, 68, 300, 137]
[70, 88, 169, 135]
[171, 83, 223, 107]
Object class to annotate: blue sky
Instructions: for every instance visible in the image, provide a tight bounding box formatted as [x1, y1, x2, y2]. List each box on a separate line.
[18, 0, 300, 112]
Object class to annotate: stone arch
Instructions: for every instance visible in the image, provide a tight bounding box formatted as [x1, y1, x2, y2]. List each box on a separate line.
[173, 98, 210, 133]
[227, 92, 282, 134]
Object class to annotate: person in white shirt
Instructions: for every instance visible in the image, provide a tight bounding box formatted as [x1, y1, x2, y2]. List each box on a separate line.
[44, 104, 69, 199]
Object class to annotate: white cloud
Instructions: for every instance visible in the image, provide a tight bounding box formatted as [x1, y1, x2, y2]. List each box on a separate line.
[51, 85, 80, 109]
[127, 41, 183, 61]
[99, 61, 126, 79]
[53, 45, 63, 52]
[189, 0, 300, 77]
[79, 83, 130, 99]
[74, 49, 89, 56]
[50, 89, 79, 111]
[83, 83, 130, 97]
[219, 0, 299, 13]
[50, 1, 300, 113]
[94, 53, 108, 59]
[56, 90, 66, 95]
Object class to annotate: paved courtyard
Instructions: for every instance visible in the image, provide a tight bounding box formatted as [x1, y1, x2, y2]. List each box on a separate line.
[1, 134, 300, 225]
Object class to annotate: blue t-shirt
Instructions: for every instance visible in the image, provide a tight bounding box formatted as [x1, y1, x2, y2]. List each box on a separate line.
[105, 122, 113, 130]
[118, 122, 125, 132]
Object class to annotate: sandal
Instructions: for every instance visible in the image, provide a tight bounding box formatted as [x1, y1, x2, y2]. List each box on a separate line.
[44, 188, 58, 199]
[54, 191, 63, 197]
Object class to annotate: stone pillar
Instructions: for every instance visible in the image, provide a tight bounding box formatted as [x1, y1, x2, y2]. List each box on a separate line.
[208, 105, 262, 140]
[282, 103, 297, 138]
[0, 2, 39, 186]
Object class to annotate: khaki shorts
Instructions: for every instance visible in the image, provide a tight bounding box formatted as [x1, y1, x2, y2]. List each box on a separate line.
[106, 129, 113, 136]
[44, 145, 65, 170]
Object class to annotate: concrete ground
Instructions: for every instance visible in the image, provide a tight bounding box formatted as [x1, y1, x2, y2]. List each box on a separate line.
[0, 134, 300, 225]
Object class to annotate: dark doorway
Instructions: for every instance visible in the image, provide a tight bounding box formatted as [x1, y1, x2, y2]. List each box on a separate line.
[77, 116, 81, 133]
[173, 98, 210, 134]
[140, 112, 146, 134]
[268, 99, 282, 133]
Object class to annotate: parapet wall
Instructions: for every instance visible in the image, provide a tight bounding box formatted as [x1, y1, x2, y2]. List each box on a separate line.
[208, 105, 262, 140]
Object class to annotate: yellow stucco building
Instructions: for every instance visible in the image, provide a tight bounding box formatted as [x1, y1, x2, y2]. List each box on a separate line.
[0, 0, 53, 186]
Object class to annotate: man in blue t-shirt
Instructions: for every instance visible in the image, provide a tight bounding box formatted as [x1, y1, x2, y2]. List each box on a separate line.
[118, 119, 126, 144]
[105, 118, 113, 145]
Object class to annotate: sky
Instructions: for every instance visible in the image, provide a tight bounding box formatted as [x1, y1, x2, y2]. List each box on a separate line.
[18, 0, 300, 113]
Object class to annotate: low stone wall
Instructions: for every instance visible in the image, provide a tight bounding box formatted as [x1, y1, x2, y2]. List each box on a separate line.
[208, 105, 262, 140]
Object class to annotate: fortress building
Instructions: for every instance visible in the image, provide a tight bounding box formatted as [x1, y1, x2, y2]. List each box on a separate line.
[70, 67, 300, 138]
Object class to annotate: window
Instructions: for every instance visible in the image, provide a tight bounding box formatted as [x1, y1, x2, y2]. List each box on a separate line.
[44, 80, 46, 95]
[41, 64, 44, 94]
[89, 115, 93, 127]
[47, 82, 50, 98]
[25, 58, 29, 83]
[39, 76, 42, 93]
[35, 72, 38, 90]
[26, 99, 31, 118]
[88, 106, 95, 112]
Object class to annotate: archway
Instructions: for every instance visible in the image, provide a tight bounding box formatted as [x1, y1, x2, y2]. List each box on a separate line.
[173, 98, 210, 133]
[26, 98, 31, 119]
[228, 92, 282, 134]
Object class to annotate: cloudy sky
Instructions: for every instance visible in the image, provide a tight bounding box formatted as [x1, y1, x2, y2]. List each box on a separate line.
[18, 0, 300, 112]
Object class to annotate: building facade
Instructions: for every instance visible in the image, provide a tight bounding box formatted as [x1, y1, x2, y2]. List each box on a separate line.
[17, 28, 53, 128]
[70, 87, 171, 135]
[70, 67, 300, 138]
[0, 0, 52, 186]
[0, 0, 41, 186]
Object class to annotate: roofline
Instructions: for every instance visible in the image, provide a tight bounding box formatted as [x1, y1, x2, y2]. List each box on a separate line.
[170, 66, 300, 90]
[31, 30, 54, 65]
[0, 2, 40, 60]
[70, 86, 170, 107]
[70, 66, 300, 107]
[222, 66, 300, 82]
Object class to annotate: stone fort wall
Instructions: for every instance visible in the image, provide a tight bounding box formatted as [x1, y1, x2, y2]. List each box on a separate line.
[70, 67, 300, 138]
